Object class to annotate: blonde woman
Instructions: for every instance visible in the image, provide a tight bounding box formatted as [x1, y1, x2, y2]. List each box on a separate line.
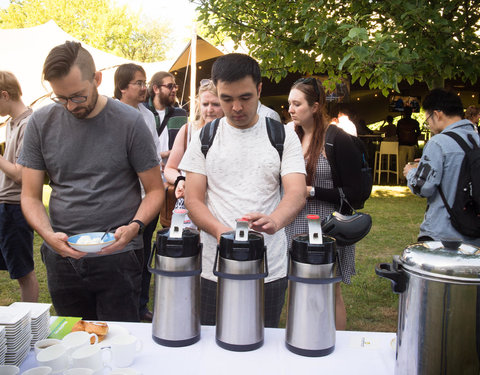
[164, 79, 224, 198]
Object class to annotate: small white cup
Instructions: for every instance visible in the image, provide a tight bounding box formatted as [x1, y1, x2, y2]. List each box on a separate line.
[62, 331, 98, 356]
[110, 335, 142, 368]
[34, 339, 63, 355]
[70, 344, 112, 373]
[109, 369, 142, 375]
[63, 369, 95, 375]
[20, 367, 52, 375]
[36, 344, 69, 374]
[0, 365, 20, 375]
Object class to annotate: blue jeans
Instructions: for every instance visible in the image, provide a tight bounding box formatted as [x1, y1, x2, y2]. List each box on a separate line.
[41, 245, 143, 321]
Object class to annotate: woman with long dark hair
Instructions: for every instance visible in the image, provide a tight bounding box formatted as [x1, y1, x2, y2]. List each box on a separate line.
[285, 78, 361, 329]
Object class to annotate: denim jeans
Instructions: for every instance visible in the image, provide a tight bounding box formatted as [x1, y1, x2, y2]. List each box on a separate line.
[41, 244, 143, 321]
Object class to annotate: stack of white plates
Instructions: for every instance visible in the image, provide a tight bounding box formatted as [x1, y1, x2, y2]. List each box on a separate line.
[10, 302, 51, 348]
[0, 305, 32, 366]
[0, 326, 6, 365]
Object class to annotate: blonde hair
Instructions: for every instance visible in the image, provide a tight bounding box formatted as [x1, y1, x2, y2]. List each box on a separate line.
[0, 71, 22, 101]
[193, 79, 218, 130]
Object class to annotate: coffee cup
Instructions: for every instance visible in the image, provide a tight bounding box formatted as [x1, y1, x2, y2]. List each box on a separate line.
[63, 369, 95, 375]
[36, 344, 69, 374]
[71, 344, 112, 373]
[20, 367, 52, 375]
[109, 369, 142, 375]
[34, 339, 62, 355]
[62, 331, 98, 355]
[0, 365, 20, 375]
[110, 334, 142, 368]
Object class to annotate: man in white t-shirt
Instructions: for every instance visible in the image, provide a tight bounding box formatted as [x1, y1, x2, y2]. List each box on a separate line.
[114, 63, 162, 322]
[179, 53, 306, 327]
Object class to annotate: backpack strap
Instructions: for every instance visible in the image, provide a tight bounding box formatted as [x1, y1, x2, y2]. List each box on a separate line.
[265, 117, 285, 161]
[324, 125, 341, 187]
[199, 118, 221, 157]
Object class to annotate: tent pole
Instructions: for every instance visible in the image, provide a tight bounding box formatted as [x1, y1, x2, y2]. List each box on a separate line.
[190, 26, 197, 122]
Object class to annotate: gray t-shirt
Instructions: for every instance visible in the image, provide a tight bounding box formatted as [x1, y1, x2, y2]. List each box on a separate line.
[18, 97, 159, 252]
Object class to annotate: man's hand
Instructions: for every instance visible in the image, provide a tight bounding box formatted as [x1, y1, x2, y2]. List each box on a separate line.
[175, 179, 185, 199]
[243, 213, 279, 235]
[45, 232, 87, 259]
[97, 223, 138, 255]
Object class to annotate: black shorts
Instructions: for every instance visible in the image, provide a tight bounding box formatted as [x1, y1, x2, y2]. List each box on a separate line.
[0, 203, 34, 279]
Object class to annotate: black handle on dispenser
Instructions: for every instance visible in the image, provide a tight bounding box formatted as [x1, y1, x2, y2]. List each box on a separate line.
[375, 262, 407, 294]
[213, 246, 269, 280]
[147, 243, 203, 277]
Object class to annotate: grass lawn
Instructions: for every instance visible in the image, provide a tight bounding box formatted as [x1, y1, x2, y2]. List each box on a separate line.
[0, 185, 425, 332]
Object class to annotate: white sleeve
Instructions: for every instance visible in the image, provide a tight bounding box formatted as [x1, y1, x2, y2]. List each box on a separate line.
[281, 125, 306, 176]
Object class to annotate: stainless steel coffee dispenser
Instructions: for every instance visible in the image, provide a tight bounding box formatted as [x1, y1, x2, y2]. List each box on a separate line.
[149, 209, 202, 347]
[214, 218, 268, 351]
[285, 214, 339, 357]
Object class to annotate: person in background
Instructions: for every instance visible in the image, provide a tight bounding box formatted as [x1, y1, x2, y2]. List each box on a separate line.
[397, 106, 421, 183]
[465, 105, 480, 132]
[144, 72, 188, 169]
[0, 71, 39, 302]
[380, 115, 397, 140]
[285, 77, 361, 330]
[335, 108, 357, 136]
[18, 41, 164, 321]
[355, 119, 373, 136]
[404, 89, 480, 246]
[257, 101, 281, 122]
[114, 63, 163, 322]
[164, 79, 224, 202]
[179, 53, 306, 327]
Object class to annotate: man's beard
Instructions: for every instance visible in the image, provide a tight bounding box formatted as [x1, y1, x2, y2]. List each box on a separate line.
[69, 87, 99, 119]
[159, 91, 175, 107]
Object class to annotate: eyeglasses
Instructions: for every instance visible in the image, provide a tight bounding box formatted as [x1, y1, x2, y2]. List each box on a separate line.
[50, 93, 88, 105]
[294, 77, 320, 101]
[160, 83, 178, 91]
[423, 112, 433, 127]
[129, 80, 147, 88]
[200, 79, 213, 87]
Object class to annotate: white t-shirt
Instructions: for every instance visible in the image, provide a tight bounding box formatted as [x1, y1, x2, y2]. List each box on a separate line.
[257, 101, 281, 122]
[138, 104, 161, 159]
[337, 115, 357, 136]
[156, 109, 169, 165]
[179, 116, 306, 282]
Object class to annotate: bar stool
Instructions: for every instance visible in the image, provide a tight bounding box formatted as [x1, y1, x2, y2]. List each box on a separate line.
[374, 141, 399, 184]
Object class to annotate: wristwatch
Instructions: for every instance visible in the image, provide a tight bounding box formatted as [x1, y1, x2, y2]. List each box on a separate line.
[309, 187, 315, 198]
[129, 219, 145, 235]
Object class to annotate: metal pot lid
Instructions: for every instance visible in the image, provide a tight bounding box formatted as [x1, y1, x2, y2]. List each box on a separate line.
[399, 240, 480, 281]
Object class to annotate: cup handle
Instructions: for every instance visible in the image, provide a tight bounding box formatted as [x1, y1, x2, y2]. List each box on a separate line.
[136, 338, 143, 353]
[89, 333, 98, 345]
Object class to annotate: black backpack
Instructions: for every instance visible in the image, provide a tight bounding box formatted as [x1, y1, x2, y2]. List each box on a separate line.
[324, 125, 373, 210]
[439, 131, 480, 237]
[200, 117, 285, 160]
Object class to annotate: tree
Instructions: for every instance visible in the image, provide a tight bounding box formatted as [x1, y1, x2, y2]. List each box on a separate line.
[0, 0, 172, 62]
[194, 0, 480, 95]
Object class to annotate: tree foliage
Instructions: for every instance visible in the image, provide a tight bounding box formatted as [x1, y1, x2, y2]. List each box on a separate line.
[194, 0, 480, 94]
[0, 0, 172, 62]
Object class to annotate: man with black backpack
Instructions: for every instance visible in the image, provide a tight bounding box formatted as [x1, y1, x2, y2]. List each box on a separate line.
[179, 53, 306, 327]
[404, 89, 480, 246]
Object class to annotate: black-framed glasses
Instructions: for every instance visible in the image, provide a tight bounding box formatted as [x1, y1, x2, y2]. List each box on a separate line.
[423, 112, 433, 127]
[294, 77, 320, 101]
[129, 80, 147, 88]
[160, 83, 178, 91]
[50, 93, 88, 105]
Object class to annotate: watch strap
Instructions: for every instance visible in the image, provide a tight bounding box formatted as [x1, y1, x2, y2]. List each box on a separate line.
[129, 219, 145, 235]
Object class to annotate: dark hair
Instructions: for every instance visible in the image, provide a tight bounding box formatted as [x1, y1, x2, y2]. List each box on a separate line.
[386, 115, 393, 123]
[465, 105, 480, 121]
[212, 53, 261, 86]
[290, 78, 328, 185]
[43, 41, 96, 82]
[422, 88, 464, 117]
[114, 64, 146, 100]
[403, 106, 413, 116]
[147, 71, 174, 99]
[0, 71, 22, 100]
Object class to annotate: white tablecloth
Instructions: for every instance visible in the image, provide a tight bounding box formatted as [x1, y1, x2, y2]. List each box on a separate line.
[20, 323, 396, 375]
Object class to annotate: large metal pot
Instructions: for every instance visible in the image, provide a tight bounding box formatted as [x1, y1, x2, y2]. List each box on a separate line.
[376, 240, 480, 375]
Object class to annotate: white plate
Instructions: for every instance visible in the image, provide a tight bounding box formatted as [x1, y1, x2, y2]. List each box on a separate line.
[9, 302, 51, 320]
[99, 324, 129, 348]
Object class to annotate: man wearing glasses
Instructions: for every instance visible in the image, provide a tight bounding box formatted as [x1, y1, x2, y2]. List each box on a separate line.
[18, 41, 164, 321]
[114, 63, 163, 322]
[403, 89, 480, 246]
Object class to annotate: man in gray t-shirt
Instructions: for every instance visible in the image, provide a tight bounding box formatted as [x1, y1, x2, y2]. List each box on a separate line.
[18, 42, 164, 321]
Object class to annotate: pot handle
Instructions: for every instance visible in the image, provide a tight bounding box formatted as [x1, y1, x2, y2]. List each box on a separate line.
[375, 262, 407, 294]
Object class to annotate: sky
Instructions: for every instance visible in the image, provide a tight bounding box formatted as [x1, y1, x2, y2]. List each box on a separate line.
[0, 0, 199, 60]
